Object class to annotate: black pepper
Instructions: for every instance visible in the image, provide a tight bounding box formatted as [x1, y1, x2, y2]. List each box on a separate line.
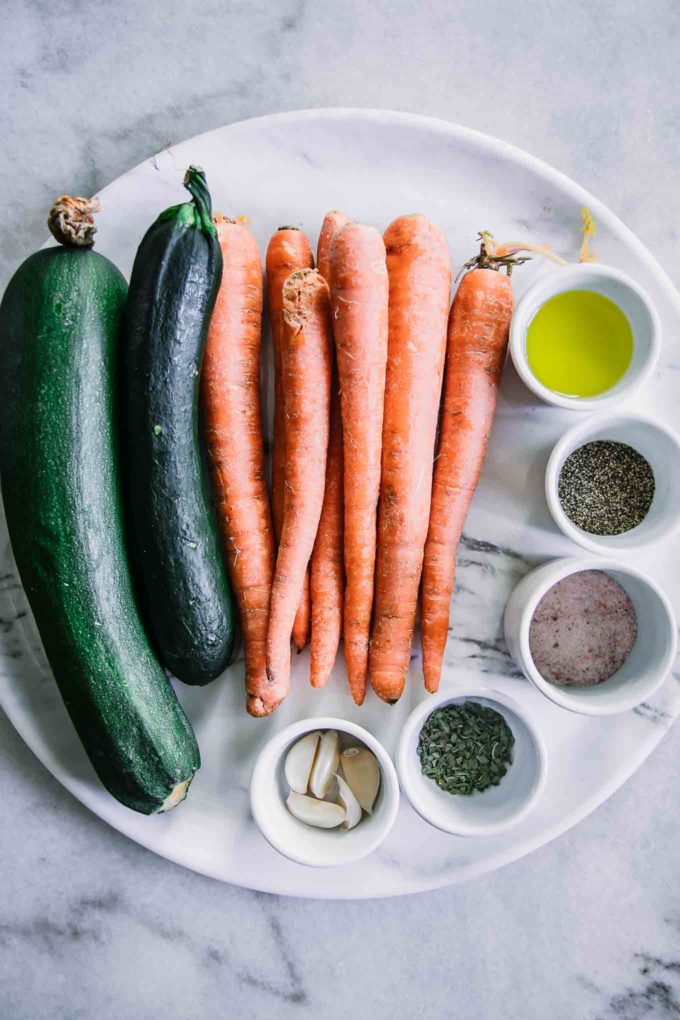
[558, 440, 655, 536]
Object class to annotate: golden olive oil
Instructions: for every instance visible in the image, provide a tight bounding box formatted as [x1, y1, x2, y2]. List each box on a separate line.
[526, 289, 633, 398]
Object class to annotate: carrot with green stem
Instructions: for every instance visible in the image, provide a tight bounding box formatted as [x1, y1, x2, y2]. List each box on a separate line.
[202, 215, 278, 717]
[309, 212, 350, 688]
[369, 214, 451, 704]
[266, 269, 332, 696]
[421, 233, 521, 692]
[265, 227, 314, 651]
[329, 223, 389, 704]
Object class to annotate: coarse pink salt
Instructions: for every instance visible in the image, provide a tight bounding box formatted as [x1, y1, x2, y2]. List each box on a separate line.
[528, 570, 637, 687]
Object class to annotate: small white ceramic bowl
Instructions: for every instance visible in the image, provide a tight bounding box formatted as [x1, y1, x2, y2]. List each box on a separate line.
[504, 557, 677, 715]
[510, 263, 660, 411]
[397, 687, 547, 837]
[545, 413, 680, 554]
[250, 717, 399, 868]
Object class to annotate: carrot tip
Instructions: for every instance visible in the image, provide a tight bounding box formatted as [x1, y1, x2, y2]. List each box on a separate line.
[247, 694, 283, 718]
[423, 663, 442, 693]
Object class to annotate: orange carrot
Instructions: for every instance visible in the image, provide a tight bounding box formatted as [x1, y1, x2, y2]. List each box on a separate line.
[309, 212, 350, 688]
[421, 243, 514, 692]
[310, 372, 344, 688]
[369, 214, 451, 704]
[291, 572, 311, 652]
[265, 227, 314, 651]
[202, 215, 277, 717]
[329, 223, 389, 704]
[317, 210, 350, 282]
[266, 269, 332, 695]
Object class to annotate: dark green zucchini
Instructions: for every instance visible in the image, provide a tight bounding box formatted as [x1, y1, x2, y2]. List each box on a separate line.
[123, 167, 235, 685]
[0, 196, 200, 814]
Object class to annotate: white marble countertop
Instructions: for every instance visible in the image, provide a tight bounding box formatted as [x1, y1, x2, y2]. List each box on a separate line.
[2, 2, 680, 1017]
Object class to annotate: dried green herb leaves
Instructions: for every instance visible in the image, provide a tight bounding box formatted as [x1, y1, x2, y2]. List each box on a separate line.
[417, 701, 514, 796]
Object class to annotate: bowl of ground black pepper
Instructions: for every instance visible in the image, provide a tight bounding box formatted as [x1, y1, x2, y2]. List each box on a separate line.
[504, 557, 677, 715]
[545, 413, 680, 554]
[397, 687, 547, 836]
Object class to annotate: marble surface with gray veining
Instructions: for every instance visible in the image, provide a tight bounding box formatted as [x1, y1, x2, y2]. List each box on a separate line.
[2, 1, 680, 1017]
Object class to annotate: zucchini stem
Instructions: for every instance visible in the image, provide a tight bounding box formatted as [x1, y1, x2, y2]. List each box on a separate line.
[183, 166, 217, 237]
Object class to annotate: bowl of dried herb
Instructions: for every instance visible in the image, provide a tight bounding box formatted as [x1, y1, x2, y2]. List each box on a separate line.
[396, 686, 547, 837]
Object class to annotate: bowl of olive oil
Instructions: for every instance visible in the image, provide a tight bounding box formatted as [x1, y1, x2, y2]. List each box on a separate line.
[510, 264, 660, 411]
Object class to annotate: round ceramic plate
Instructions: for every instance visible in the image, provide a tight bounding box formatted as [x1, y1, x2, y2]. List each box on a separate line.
[1, 109, 679, 899]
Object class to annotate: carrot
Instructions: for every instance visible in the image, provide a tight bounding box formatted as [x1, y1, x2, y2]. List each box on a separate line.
[202, 216, 277, 717]
[265, 227, 314, 651]
[310, 371, 344, 688]
[329, 223, 389, 704]
[290, 573, 311, 651]
[309, 212, 350, 688]
[317, 210, 350, 282]
[369, 214, 451, 704]
[421, 240, 515, 692]
[266, 269, 332, 696]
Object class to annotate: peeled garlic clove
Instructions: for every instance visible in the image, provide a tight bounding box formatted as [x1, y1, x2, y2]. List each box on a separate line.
[322, 774, 339, 804]
[286, 792, 346, 829]
[340, 747, 380, 814]
[335, 773, 362, 831]
[309, 730, 340, 799]
[285, 731, 321, 794]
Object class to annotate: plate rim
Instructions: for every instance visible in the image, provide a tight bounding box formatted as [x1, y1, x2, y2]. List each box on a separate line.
[1, 106, 678, 899]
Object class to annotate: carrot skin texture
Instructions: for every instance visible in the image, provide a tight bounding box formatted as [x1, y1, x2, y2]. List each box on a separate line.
[202, 218, 278, 717]
[421, 268, 513, 691]
[369, 215, 451, 704]
[329, 224, 389, 705]
[292, 572, 311, 652]
[265, 228, 314, 650]
[266, 270, 332, 695]
[309, 211, 350, 689]
[265, 228, 314, 540]
[310, 374, 344, 687]
[317, 211, 350, 283]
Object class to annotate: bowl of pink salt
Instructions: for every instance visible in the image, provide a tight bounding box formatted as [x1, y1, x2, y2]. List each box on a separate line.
[503, 557, 677, 715]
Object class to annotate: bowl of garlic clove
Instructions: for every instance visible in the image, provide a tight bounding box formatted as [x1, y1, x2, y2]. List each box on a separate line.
[249, 717, 400, 868]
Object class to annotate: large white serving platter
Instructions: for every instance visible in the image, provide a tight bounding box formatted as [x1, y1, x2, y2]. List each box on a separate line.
[1, 109, 679, 899]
